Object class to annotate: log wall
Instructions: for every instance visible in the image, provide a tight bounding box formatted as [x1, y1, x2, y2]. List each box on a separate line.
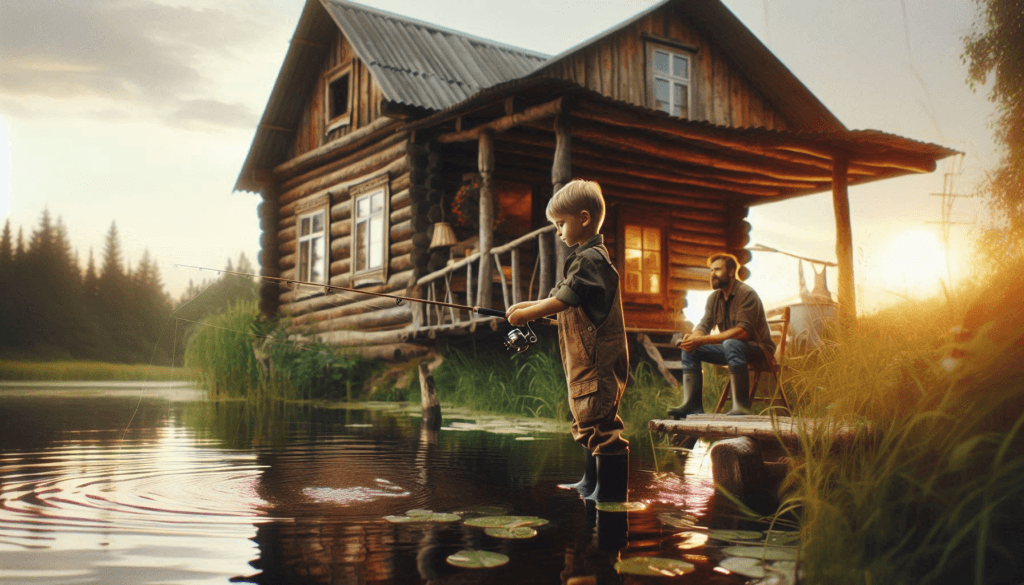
[538, 7, 790, 131]
[291, 32, 386, 159]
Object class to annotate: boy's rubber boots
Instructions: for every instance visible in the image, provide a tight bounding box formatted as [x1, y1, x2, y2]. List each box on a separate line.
[584, 449, 629, 503]
[726, 366, 752, 415]
[667, 369, 704, 419]
[558, 449, 596, 497]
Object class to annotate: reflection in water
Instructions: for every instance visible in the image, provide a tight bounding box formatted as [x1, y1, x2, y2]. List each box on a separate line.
[0, 385, 758, 584]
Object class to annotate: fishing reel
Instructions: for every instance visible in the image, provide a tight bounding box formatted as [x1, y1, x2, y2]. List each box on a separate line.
[503, 322, 538, 354]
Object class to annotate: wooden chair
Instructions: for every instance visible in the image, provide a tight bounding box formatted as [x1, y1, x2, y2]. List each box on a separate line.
[713, 306, 792, 414]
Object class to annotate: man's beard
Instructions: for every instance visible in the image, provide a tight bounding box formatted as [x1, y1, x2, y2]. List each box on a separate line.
[711, 275, 731, 290]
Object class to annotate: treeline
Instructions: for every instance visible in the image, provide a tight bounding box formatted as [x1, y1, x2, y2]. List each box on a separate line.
[0, 210, 257, 364]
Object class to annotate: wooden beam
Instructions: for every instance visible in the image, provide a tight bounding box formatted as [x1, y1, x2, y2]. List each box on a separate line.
[437, 98, 564, 143]
[832, 156, 856, 327]
[477, 130, 495, 309]
[552, 111, 572, 278]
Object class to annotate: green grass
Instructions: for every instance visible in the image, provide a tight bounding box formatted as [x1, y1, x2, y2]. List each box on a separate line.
[0, 359, 194, 381]
[776, 277, 1024, 584]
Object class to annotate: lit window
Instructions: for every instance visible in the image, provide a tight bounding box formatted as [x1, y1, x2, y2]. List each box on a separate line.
[354, 189, 385, 273]
[298, 210, 326, 284]
[624, 224, 662, 295]
[652, 48, 690, 119]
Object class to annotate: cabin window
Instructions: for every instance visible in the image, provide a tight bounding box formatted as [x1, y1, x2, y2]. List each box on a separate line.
[623, 223, 663, 296]
[349, 175, 390, 286]
[298, 210, 327, 284]
[650, 48, 691, 119]
[325, 67, 352, 132]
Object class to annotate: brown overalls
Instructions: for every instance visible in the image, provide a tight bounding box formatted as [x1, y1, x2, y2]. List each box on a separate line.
[556, 246, 630, 455]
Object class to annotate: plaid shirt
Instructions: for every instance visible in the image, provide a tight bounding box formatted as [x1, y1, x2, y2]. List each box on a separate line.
[696, 279, 776, 354]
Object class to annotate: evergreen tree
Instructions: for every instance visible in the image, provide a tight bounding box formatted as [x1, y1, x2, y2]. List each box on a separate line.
[0, 220, 11, 265]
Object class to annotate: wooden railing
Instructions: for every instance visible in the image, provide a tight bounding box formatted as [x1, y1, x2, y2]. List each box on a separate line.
[411, 224, 557, 331]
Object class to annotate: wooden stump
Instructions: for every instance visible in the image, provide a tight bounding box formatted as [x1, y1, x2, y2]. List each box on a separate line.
[418, 362, 441, 431]
[709, 436, 765, 502]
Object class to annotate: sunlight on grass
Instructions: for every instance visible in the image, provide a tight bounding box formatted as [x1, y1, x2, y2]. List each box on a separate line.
[0, 359, 193, 381]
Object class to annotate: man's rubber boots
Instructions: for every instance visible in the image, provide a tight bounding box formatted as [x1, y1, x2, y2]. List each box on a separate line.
[585, 450, 629, 503]
[726, 366, 752, 415]
[558, 449, 596, 497]
[667, 369, 704, 419]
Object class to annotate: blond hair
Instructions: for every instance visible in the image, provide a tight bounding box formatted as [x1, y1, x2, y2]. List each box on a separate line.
[546, 179, 606, 229]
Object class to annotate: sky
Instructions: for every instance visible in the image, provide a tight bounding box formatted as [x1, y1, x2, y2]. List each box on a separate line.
[0, 0, 998, 319]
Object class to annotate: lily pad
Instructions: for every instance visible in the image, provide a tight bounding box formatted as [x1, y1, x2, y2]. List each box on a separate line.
[595, 501, 647, 512]
[406, 509, 433, 517]
[719, 556, 768, 578]
[454, 505, 508, 516]
[463, 515, 549, 528]
[426, 513, 461, 523]
[765, 530, 801, 546]
[614, 556, 695, 577]
[384, 514, 421, 523]
[485, 525, 538, 539]
[446, 549, 509, 569]
[705, 529, 764, 543]
[673, 531, 709, 550]
[768, 561, 803, 585]
[657, 512, 698, 530]
[720, 545, 798, 561]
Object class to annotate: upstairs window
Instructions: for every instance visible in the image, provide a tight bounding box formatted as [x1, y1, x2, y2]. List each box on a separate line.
[298, 210, 327, 284]
[651, 48, 691, 119]
[623, 223, 663, 296]
[326, 67, 352, 132]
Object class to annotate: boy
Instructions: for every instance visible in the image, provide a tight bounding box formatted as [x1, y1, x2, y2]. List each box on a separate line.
[506, 179, 630, 502]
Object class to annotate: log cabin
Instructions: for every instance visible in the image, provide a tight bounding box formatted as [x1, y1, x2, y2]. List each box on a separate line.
[235, 0, 957, 362]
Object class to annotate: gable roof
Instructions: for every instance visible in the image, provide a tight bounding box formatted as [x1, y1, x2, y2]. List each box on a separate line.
[322, 0, 548, 111]
[529, 0, 845, 132]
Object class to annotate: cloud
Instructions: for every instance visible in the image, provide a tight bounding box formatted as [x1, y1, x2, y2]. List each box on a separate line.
[165, 98, 257, 131]
[0, 0, 276, 130]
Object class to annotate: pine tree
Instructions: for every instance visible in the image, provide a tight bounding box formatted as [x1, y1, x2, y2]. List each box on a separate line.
[0, 220, 11, 266]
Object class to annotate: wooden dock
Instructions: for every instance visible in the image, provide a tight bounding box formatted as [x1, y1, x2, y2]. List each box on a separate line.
[649, 414, 878, 450]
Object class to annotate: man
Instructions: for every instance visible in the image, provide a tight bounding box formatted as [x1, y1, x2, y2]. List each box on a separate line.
[667, 253, 775, 418]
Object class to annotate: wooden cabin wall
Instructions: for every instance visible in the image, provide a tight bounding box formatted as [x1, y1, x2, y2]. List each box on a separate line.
[291, 32, 386, 159]
[270, 120, 423, 355]
[539, 8, 790, 131]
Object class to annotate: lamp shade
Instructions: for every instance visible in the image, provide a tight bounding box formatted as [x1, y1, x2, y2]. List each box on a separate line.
[429, 221, 458, 249]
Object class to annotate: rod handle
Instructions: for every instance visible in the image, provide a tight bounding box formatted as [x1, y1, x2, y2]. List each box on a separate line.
[474, 307, 506, 318]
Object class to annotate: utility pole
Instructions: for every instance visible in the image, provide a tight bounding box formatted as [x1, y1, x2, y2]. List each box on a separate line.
[926, 155, 972, 286]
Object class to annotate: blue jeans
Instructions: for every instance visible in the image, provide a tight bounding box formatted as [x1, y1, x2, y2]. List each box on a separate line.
[681, 339, 762, 372]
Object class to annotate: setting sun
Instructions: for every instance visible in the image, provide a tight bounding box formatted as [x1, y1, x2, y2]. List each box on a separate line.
[880, 229, 950, 296]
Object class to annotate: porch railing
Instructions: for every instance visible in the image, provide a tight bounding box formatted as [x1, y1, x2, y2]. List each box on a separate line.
[411, 224, 557, 331]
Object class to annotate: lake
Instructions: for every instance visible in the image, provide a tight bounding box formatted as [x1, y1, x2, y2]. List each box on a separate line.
[0, 383, 796, 584]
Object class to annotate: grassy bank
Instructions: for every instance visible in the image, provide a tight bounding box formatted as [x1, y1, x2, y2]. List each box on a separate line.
[0, 359, 194, 381]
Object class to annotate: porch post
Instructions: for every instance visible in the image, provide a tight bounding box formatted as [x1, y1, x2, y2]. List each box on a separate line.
[832, 155, 856, 327]
[477, 130, 495, 309]
[552, 111, 572, 279]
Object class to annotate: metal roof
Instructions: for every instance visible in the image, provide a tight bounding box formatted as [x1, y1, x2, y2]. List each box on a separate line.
[322, 0, 548, 111]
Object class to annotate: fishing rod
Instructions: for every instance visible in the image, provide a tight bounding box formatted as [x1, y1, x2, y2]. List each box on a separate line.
[174, 264, 553, 353]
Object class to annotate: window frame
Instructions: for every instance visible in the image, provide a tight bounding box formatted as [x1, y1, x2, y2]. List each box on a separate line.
[325, 64, 353, 133]
[645, 41, 696, 120]
[296, 205, 329, 287]
[618, 210, 670, 306]
[350, 175, 390, 286]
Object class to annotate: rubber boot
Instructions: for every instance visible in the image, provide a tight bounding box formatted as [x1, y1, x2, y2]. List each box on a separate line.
[558, 449, 596, 497]
[585, 450, 629, 503]
[726, 366, 751, 415]
[667, 369, 704, 419]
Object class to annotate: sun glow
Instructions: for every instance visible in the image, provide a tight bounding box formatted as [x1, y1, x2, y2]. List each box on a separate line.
[879, 229, 951, 297]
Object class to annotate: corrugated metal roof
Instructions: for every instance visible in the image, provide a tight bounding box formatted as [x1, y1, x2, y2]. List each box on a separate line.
[322, 0, 549, 111]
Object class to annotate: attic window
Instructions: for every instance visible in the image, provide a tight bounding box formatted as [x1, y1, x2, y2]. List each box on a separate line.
[649, 46, 692, 119]
[326, 67, 352, 132]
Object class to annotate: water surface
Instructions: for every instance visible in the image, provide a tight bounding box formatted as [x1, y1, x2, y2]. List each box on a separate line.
[0, 383, 774, 584]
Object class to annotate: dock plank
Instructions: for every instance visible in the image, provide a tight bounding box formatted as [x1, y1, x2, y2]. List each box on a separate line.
[649, 414, 877, 449]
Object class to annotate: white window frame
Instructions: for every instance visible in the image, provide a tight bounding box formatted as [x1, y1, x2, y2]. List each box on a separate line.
[297, 209, 328, 285]
[649, 46, 692, 119]
[350, 175, 390, 285]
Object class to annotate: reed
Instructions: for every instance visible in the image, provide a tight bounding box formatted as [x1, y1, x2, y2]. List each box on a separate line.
[0, 359, 193, 381]
[780, 275, 1024, 584]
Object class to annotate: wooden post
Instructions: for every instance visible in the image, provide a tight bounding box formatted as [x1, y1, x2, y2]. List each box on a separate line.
[510, 247, 521, 305]
[418, 362, 442, 431]
[477, 130, 495, 309]
[552, 112, 572, 279]
[538, 232, 551, 300]
[832, 156, 856, 327]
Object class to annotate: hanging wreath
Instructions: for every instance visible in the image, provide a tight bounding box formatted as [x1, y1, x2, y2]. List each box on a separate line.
[450, 175, 505, 234]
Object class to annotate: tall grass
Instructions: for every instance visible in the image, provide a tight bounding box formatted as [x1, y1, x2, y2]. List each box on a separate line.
[781, 276, 1024, 584]
[0, 359, 193, 381]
